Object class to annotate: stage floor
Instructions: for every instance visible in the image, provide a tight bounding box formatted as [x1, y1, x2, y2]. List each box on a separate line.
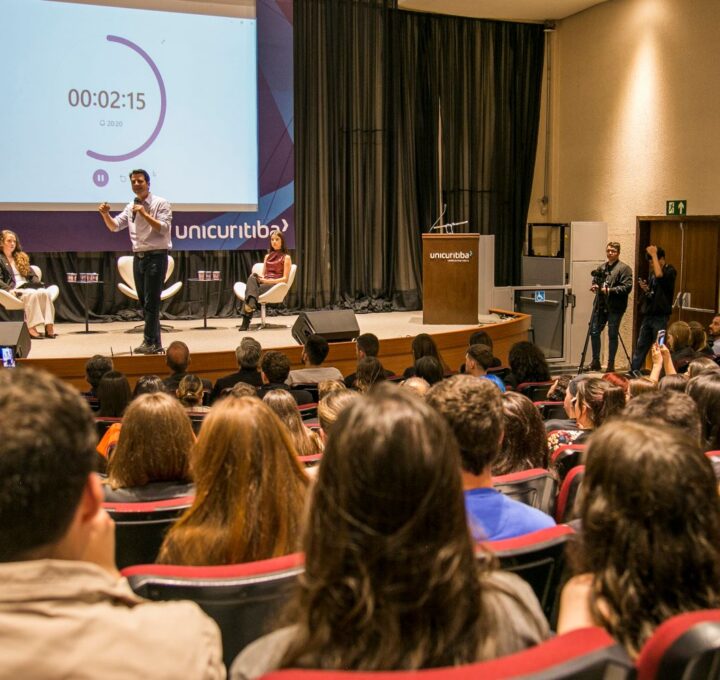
[24, 311, 503, 360]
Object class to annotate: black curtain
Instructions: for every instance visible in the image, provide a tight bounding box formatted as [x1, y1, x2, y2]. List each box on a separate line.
[294, 0, 544, 309]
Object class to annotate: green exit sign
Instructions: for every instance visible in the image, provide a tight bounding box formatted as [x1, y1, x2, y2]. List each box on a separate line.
[666, 200, 687, 216]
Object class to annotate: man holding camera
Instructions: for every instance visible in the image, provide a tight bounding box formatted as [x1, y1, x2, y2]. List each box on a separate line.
[589, 242, 633, 372]
[630, 245, 676, 372]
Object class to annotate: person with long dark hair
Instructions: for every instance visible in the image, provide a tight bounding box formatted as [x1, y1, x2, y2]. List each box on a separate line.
[240, 230, 292, 331]
[687, 371, 720, 451]
[493, 392, 549, 475]
[402, 333, 447, 378]
[231, 385, 548, 678]
[505, 341, 550, 389]
[558, 420, 720, 657]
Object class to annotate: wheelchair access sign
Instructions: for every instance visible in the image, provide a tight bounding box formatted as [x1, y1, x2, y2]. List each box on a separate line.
[534, 291, 546, 303]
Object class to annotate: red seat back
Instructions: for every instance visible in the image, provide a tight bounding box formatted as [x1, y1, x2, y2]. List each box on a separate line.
[492, 468, 557, 515]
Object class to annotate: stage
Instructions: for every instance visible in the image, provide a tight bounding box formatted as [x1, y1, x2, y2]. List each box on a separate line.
[18, 309, 531, 391]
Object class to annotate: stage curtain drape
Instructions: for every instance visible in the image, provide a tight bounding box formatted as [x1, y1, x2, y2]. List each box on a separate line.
[294, 0, 545, 311]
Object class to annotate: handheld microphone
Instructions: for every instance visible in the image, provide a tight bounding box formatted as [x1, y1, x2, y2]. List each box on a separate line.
[131, 197, 142, 223]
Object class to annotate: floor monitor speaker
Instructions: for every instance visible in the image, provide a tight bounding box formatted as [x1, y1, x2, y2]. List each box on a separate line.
[292, 310, 360, 345]
[0, 321, 31, 359]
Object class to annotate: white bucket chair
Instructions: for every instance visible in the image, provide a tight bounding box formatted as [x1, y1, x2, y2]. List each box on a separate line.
[233, 263, 297, 329]
[117, 255, 182, 332]
[0, 266, 59, 320]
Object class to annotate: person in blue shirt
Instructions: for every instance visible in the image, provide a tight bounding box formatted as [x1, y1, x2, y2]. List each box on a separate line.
[465, 343, 506, 392]
[426, 375, 556, 541]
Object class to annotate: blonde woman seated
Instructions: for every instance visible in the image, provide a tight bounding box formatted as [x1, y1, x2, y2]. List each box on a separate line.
[263, 389, 323, 457]
[157, 396, 309, 565]
[104, 392, 195, 502]
[231, 385, 548, 679]
[0, 230, 56, 338]
[558, 419, 720, 657]
[177, 374, 211, 412]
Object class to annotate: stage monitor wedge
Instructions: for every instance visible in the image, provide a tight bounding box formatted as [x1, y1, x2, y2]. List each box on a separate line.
[0, 322, 31, 359]
[292, 311, 360, 345]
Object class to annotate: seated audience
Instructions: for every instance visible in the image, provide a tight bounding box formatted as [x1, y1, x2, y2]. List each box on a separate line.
[132, 374, 166, 398]
[547, 378, 625, 454]
[504, 341, 551, 390]
[210, 337, 263, 403]
[658, 373, 687, 392]
[545, 374, 571, 402]
[401, 375, 431, 396]
[558, 420, 720, 657]
[402, 333, 447, 378]
[0, 368, 223, 677]
[414, 355, 444, 386]
[602, 372, 629, 398]
[620, 390, 701, 444]
[353, 356, 388, 393]
[709, 314, 720, 356]
[426, 375, 555, 541]
[493, 392, 549, 476]
[287, 334, 343, 385]
[162, 340, 212, 396]
[258, 351, 314, 405]
[97, 370, 132, 418]
[687, 372, 720, 451]
[228, 382, 260, 399]
[104, 393, 194, 502]
[465, 344, 506, 392]
[317, 379, 347, 400]
[544, 375, 589, 433]
[689, 320, 714, 357]
[177, 374, 211, 412]
[459, 330, 502, 373]
[263, 389, 323, 457]
[82, 354, 113, 398]
[686, 355, 720, 379]
[627, 376, 657, 399]
[667, 320, 701, 373]
[317, 389, 360, 445]
[231, 385, 549, 678]
[157, 396, 309, 565]
[344, 333, 394, 388]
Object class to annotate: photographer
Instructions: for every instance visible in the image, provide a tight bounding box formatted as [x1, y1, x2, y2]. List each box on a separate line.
[589, 242, 633, 372]
[630, 245, 676, 372]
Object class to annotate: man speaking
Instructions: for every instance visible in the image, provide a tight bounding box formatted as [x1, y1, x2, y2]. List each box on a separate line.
[99, 170, 172, 354]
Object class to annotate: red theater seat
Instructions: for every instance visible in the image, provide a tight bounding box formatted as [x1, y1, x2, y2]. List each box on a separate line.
[555, 466, 585, 524]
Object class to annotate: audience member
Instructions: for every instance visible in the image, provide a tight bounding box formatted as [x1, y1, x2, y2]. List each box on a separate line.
[601, 372, 629, 397]
[258, 351, 314, 405]
[465, 344, 506, 392]
[354, 356, 388, 393]
[83, 354, 113, 397]
[317, 389, 360, 444]
[231, 385, 549, 678]
[317, 379, 347, 400]
[620, 390, 702, 444]
[132, 374, 166, 398]
[228, 382, 260, 399]
[158, 396, 309, 565]
[414, 355, 444, 386]
[105, 393, 194, 501]
[459, 330, 502, 373]
[426, 375, 555, 541]
[708, 314, 720, 356]
[686, 355, 720, 379]
[687, 372, 720, 451]
[504, 341, 551, 390]
[658, 373, 687, 392]
[162, 340, 212, 395]
[263, 389, 323, 457]
[401, 375, 431, 396]
[402, 333, 446, 378]
[0, 368, 223, 677]
[344, 333, 393, 387]
[97, 370, 132, 418]
[177, 374, 210, 412]
[544, 375, 589, 432]
[558, 420, 720, 657]
[545, 374, 571, 402]
[689, 320, 713, 356]
[287, 334, 343, 385]
[493, 392, 549, 476]
[667, 320, 701, 373]
[547, 378, 625, 454]
[627, 376, 657, 399]
[210, 337, 263, 403]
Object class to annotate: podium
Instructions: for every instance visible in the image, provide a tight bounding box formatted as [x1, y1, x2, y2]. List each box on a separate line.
[422, 233, 480, 324]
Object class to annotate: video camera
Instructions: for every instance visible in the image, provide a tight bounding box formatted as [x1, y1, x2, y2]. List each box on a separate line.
[590, 265, 607, 288]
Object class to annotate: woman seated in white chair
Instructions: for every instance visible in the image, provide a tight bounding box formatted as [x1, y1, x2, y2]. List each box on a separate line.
[0, 230, 56, 338]
[239, 230, 292, 331]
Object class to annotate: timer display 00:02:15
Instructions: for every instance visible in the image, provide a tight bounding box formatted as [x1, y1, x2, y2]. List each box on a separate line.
[67, 89, 146, 110]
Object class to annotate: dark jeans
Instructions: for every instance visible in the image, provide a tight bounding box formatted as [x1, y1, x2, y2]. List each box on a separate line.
[590, 306, 624, 366]
[133, 251, 168, 346]
[631, 314, 669, 371]
[244, 274, 273, 307]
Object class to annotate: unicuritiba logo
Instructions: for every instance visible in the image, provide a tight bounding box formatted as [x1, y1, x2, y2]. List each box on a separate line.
[429, 250, 473, 262]
[174, 218, 289, 241]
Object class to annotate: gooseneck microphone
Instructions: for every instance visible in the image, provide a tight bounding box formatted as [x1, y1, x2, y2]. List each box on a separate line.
[429, 204, 447, 232]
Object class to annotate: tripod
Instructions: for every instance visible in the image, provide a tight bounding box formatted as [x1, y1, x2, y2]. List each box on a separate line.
[577, 287, 632, 374]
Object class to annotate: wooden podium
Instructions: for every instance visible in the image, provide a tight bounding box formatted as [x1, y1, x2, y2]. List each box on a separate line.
[422, 233, 480, 324]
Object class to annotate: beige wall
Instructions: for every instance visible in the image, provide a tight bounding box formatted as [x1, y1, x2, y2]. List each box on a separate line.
[529, 0, 720, 349]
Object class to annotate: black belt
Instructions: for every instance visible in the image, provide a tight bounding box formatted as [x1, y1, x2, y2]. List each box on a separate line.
[135, 249, 168, 258]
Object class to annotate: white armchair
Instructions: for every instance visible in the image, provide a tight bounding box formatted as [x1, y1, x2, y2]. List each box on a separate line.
[0, 266, 59, 317]
[117, 255, 182, 332]
[233, 263, 297, 329]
